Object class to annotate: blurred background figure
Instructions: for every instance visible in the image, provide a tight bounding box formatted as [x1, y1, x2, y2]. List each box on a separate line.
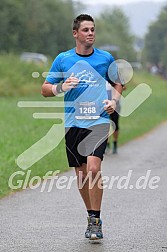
[106, 82, 126, 154]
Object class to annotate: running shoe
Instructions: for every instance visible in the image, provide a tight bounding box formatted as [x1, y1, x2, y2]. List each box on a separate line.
[89, 216, 103, 240]
[85, 216, 92, 238]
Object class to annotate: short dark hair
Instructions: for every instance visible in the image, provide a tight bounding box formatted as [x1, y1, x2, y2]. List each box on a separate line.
[72, 14, 94, 31]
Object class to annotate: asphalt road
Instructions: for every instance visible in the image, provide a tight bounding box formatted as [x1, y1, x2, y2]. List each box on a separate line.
[0, 122, 167, 252]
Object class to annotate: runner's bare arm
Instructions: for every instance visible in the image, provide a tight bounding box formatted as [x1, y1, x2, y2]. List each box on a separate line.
[41, 80, 56, 97]
[41, 73, 79, 97]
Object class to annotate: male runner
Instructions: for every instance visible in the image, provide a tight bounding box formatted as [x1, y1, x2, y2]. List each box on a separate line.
[41, 14, 123, 240]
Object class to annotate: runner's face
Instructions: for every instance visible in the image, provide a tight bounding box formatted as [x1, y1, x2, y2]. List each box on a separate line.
[73, 21, 95, 46]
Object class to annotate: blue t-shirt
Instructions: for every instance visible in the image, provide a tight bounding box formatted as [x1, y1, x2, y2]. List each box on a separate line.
[46, 48, 118, 128]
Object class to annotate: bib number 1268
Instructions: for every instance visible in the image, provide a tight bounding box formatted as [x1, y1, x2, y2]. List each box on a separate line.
[79, 106, 96, 114]
[75, 102, 100, 119]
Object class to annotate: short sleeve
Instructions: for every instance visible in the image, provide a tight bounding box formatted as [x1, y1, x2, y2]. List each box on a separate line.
[107, 55, 125, 86]
[46, 54, 64, 84]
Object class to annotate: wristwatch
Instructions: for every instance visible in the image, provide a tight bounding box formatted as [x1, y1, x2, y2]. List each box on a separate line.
[56, 83, 64, 94]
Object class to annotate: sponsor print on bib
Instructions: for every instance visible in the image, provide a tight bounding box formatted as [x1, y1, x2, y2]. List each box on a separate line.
[75, 102, 100, 119]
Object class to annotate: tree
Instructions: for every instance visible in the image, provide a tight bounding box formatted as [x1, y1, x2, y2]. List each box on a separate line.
[0, 0, 23, 52]
[95, 8, 136, 61]
[144, 6, 167, 69]
[0, 0, 76, 56]
[19, 0, 75, 56]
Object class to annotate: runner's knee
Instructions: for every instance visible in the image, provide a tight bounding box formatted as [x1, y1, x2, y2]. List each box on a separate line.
[88, 165, 100, 179]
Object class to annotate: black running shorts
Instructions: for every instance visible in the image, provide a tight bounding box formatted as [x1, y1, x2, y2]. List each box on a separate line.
[65, 123, 110, 167]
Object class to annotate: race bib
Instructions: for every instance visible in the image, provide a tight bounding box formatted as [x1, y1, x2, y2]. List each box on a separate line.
[75, 102, 100, 119]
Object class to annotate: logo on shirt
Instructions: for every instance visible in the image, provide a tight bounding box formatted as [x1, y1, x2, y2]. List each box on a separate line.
[75, 70, 98, 87]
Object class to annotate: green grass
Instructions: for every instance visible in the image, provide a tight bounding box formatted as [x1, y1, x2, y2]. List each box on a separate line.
[118, 71, 167, 145]
[0, 95, 69, 198]
[0, 53, 51, 96]
[0, 54, 167, 198]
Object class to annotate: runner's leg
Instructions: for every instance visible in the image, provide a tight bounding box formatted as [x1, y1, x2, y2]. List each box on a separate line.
[87, 156, 102, 211]
[75, 163, 91, 210]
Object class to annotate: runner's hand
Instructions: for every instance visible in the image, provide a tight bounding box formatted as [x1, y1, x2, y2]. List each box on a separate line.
[103, 99, 116, 114]
[62, 73, 79, 91]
